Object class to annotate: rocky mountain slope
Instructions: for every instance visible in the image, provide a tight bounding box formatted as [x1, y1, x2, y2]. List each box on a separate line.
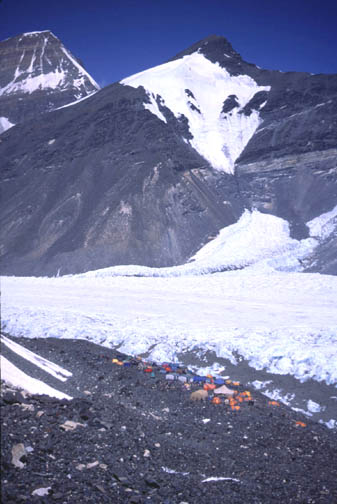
[0, 34, 336, 276]
[0, 30, 99, 132]
[2, 334, 337, 503]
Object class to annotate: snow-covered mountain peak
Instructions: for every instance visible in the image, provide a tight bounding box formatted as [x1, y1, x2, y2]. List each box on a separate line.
[0, 31, 100, 132]
[0, 30, 99, 98]
[122, 51, 270, 173]
[19, 30, 57, 39]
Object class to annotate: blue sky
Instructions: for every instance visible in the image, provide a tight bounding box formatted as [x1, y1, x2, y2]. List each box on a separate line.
[1, 0, 336, 87]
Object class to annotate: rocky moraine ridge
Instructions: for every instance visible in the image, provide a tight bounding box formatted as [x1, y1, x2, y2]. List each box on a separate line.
[1, 335, 337, 503]
[0, 33, 336, 276]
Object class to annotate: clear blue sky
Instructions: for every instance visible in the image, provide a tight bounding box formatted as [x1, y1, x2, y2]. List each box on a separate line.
[1, 0, 336, 87]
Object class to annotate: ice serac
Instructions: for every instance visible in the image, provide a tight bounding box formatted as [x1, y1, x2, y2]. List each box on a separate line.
[0, 30, 99, 127]
[0, 34, 336, 276]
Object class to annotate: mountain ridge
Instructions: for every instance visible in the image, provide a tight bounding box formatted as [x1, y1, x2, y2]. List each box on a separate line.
[0, 32, 336, 276]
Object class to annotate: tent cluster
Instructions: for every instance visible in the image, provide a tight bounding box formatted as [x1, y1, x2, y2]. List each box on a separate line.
[111, 356, 254, 411]
[111, 355, 307, 428]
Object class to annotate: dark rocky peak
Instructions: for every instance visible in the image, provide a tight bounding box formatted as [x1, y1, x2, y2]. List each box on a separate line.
[221, 94, 240, 114]
[0, 30, 100, 131]
[168, 34, 264, 78]
[170, 34, 241, 64]
[168, 35, 336, 91]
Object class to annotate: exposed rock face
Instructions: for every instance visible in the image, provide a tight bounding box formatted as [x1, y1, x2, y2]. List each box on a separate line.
[0, 31, 99, 130]
[0, 82, 243, 275]
[0, 34, 336, 276]
[236, 150, 337, 239]
[304, 233, 337, 275]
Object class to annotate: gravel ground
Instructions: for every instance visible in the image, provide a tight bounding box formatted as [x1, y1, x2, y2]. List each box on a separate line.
[1, 335, 337, 503]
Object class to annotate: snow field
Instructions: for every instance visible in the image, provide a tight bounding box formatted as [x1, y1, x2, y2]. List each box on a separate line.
[1, 356, 72, 400]
[122, 52, 270, 174]
[1, 334, 72, 382]
[2, 268, 337, 386]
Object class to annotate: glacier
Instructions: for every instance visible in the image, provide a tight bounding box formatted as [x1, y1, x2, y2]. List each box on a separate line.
[122, 52, 270, 174]
[2, 209, 337, 386]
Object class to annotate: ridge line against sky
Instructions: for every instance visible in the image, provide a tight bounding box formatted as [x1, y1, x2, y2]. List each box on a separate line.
[1, 0, 336, 87]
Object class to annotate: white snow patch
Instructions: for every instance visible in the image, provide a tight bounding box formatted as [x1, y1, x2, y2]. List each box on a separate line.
[54, 91, 97, 110]
[250, 381, 330, 421]
[251, 382, 298, 408]
[202, 477, 240, 483]
[14, 51, 25, 80]
[143, 95, 167, 123]
[122, 52, 270, 174]
[307, 399, 323, 413]
[262, 388, 295, 406]
[0, 117, 15, 134]
[307, 205, 337, 240]
[320, 419, 337, 429]
[77, 210, 318, 278]
[1, 356, 72, 400]
[250, 380, 273, 390]
[292, 407, 313, 417]
[0, 70, 66, 96]
[27, 46, 37, 73]
[1, 334, 72, 381]
[60, 46, 100, 90]
[32, 488, 51, 497]
[21, 30, 55, 37]
[162, 466, 190, 475]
